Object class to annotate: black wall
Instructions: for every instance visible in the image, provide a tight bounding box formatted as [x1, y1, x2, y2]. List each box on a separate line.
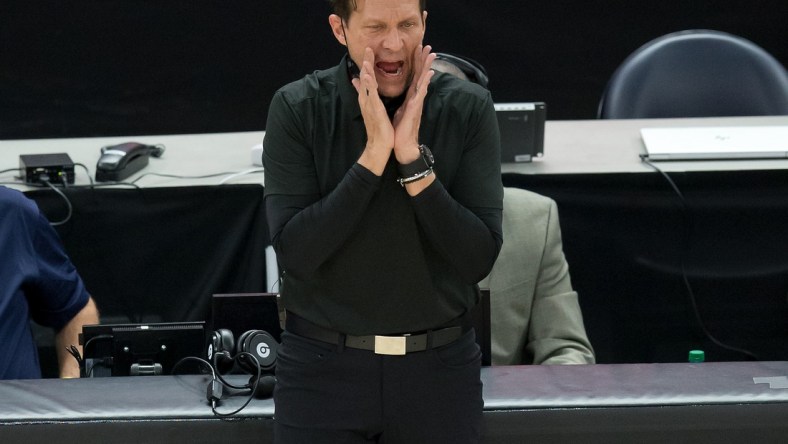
[1, 1, 787, 138]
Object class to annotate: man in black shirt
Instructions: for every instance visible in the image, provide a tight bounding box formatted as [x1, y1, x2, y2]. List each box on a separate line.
[263, 1, 502, 442]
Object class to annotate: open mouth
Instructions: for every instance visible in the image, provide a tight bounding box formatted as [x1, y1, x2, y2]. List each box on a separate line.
[376, 61, 404, 76]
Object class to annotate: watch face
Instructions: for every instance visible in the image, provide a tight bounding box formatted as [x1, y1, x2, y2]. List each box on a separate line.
[420, 144, 435, 165]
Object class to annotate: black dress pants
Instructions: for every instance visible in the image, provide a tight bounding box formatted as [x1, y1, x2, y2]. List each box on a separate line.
[273, 328, 483, 444]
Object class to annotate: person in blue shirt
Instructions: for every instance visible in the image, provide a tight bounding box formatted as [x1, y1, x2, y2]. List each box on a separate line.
[0, 186, 99, 379]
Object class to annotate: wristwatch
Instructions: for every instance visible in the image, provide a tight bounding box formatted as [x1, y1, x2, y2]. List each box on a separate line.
[397, 144, 435, 178]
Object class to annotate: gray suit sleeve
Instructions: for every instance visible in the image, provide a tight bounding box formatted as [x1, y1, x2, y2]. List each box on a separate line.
[525, 199, 596, 365]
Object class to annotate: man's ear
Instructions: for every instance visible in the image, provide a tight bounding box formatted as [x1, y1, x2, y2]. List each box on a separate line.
[328, 14, 347, 47]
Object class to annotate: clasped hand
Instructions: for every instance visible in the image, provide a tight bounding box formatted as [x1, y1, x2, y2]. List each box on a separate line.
[353, 45, 436, 176]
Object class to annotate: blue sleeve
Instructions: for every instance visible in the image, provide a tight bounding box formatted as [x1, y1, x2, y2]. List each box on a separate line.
[24, 201, 90, 331]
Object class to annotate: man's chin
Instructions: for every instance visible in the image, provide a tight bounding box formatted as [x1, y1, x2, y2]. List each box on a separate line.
[376, 79, 408, 99]
[379, 86, 407, 100]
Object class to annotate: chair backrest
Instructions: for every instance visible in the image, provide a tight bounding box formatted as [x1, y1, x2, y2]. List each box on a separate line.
[432, 52, 490, 89]
[598, 29, 788, 119]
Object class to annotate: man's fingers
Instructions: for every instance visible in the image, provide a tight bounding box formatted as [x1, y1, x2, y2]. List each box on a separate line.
[415, 65, 434, 99]
[410, 46, 435, 99]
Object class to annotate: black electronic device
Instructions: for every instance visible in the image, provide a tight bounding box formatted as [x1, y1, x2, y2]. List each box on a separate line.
[207, 328, 279, 400]
[208, 294, 283, 402]
[19, 153, 75, 185]
[211, 293, 284, 344]
[494, 102, 547, 163]
[95, 142, 164, 182]
[79, 321, 206, 377]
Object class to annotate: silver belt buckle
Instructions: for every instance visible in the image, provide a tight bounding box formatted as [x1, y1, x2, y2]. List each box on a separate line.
[374, 335, 407, 355]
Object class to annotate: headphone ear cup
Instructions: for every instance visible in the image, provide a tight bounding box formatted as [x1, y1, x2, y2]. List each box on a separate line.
[435, 53, 489, 89]
[236, 330, 279, 374]
[209, 329, 236, 374]
[248, 374, 277, 399]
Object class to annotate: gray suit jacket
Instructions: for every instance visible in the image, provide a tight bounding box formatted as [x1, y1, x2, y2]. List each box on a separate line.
[479, 187, 595, 365]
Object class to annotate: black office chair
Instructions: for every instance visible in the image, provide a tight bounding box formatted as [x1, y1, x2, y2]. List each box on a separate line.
[597, 29, 788, 119]
[432, 52, 490, 89]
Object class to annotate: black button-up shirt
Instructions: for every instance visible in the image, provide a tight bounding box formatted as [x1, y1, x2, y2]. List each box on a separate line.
[264, 55, 502, 335]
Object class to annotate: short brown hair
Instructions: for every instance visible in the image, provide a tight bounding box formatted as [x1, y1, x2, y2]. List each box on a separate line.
[328, 0, 427, 22]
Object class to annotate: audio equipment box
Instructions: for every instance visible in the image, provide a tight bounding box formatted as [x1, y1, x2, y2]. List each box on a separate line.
[494, 102, 546, 163]
[19, 153, 75, 185]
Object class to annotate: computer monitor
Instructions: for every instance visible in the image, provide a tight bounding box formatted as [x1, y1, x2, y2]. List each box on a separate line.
[494, 102, 546, 163]
[79, 321, 206, 377]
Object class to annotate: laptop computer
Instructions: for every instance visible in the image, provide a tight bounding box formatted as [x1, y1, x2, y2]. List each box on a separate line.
[640, 125, 788, 161]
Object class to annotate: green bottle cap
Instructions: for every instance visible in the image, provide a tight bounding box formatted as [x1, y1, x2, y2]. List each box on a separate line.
[688, 350, 705, 363]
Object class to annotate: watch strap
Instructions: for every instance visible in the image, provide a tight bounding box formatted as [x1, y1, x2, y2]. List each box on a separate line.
[397, 144, 434, 177]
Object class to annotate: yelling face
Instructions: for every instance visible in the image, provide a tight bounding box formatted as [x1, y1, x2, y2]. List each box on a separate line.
[330, 0, 427, 99]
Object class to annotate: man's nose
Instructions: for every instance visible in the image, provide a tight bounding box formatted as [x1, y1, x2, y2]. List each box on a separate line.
[381, 27, 404, 52]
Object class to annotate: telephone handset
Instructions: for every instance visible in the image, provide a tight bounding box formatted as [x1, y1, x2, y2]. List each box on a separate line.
[96, 142, 165, 182]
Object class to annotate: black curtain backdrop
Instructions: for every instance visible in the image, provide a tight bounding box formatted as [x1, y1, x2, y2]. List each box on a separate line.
[503, 170, 788, 364]
[1, 0, 787, 139]
[25, 185, 268, 377]
[26, 185, 268, 323]
[26, 185, 268, 324]
[22, 172, 788, 374]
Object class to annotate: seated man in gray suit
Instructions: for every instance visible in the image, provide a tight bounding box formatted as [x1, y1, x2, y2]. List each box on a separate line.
[479, 187, 595, 365]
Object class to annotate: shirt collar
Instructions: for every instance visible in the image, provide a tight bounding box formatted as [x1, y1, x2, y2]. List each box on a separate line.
[336, 54, 362, 120]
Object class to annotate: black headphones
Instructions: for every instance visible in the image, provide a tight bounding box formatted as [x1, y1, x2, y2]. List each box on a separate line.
[433, 52, 490, 89]
[207, 328, 279, 400]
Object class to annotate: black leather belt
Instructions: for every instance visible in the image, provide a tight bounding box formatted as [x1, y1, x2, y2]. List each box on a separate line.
[285, 312, 469, 355]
